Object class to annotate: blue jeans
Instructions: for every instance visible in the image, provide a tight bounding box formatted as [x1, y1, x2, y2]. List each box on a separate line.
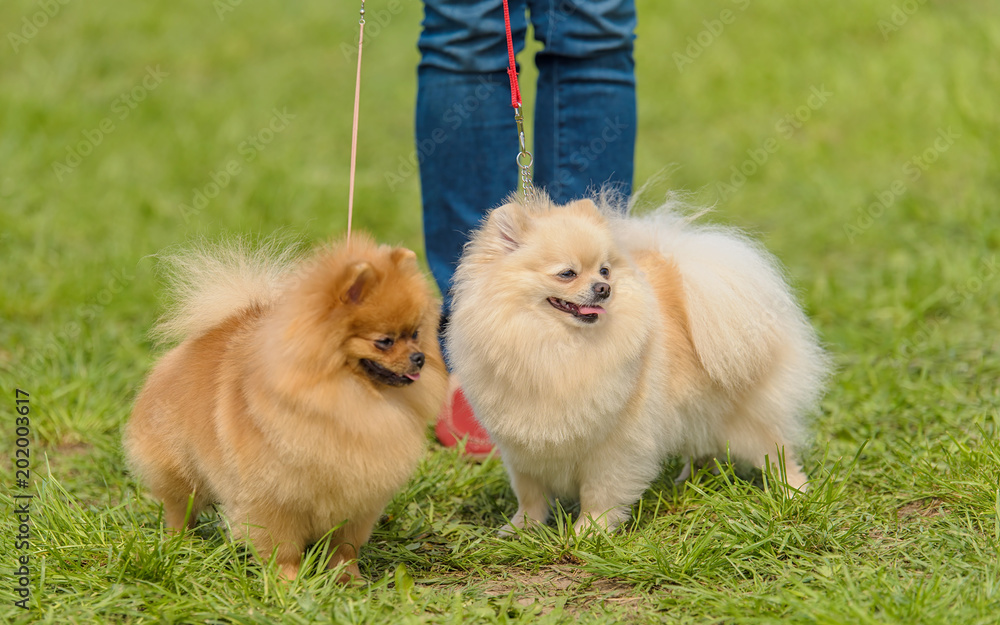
[417, 0, 637, 316]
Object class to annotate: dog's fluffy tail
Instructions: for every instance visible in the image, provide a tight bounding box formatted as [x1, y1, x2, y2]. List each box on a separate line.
[152, 236, 303, 344]
[610, 200, 831, 397]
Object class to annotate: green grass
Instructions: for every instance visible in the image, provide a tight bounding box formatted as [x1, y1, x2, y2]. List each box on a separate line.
[2, 0, 999, 622]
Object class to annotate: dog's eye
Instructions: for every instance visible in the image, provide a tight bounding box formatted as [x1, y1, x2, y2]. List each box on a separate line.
[600, 267, 610, 278]
[411, 330, 419, 340]
[558, 269, 577, 280]
[375, 337, 395, 351]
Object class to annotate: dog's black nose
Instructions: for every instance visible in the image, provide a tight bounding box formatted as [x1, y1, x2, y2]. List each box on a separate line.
[410, 352, 425, 368]
[592, 282, 611, 299]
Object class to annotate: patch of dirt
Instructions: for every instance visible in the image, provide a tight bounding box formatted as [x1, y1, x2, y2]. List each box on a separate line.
[867, 498, 950, 546]
[897, 498, 947, 520]
[478, 564, 646, 616]
[55, 440, 94, 455]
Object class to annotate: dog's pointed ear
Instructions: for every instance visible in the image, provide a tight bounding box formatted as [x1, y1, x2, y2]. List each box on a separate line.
[341, 261, 376, 304]
[390, 247, 418, 268]
[488, 202, 528, 253]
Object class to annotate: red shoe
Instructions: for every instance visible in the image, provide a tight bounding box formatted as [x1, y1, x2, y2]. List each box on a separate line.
[435, 379, 495, 459]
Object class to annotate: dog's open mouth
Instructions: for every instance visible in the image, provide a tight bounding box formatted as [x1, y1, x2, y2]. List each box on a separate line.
[359, 359, 420, 386]
[547, 297, 606, 324]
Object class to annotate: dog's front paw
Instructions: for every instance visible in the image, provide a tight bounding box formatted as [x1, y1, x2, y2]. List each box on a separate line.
[497, 523, 518, 538]
[498, 509, 539, 538]
[573, 506, 630, 535]
[674, 456, 722, 484]
[674, 456, 693, 484]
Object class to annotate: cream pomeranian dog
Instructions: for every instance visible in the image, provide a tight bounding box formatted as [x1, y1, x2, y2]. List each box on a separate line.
[446, 193, 829, 535]
[124, 235, 447, 580]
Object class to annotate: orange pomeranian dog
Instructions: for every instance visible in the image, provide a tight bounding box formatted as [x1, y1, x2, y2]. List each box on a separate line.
[124, 235, 447, 581]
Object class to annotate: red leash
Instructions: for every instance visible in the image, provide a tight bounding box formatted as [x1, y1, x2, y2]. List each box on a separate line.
[502, 0, 522, 108]
[501, 0, 535, 199]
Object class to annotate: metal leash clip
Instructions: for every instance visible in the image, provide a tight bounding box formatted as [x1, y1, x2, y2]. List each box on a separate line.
[513, 106, 535, 201]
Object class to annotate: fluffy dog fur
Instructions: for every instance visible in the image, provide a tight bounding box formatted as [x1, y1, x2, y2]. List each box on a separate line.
[446, 193, 829, 534]
[124, 235, 447, 580]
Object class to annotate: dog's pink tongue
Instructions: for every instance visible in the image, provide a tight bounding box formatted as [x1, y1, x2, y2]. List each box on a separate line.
[405, 373, 421, 381]
[578, 305, 606, 315]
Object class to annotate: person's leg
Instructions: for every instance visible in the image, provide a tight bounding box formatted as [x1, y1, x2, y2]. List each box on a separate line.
[419, 0, 530, 456]
[527, 0, 637, 203]
[417, 0, 527, 316]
